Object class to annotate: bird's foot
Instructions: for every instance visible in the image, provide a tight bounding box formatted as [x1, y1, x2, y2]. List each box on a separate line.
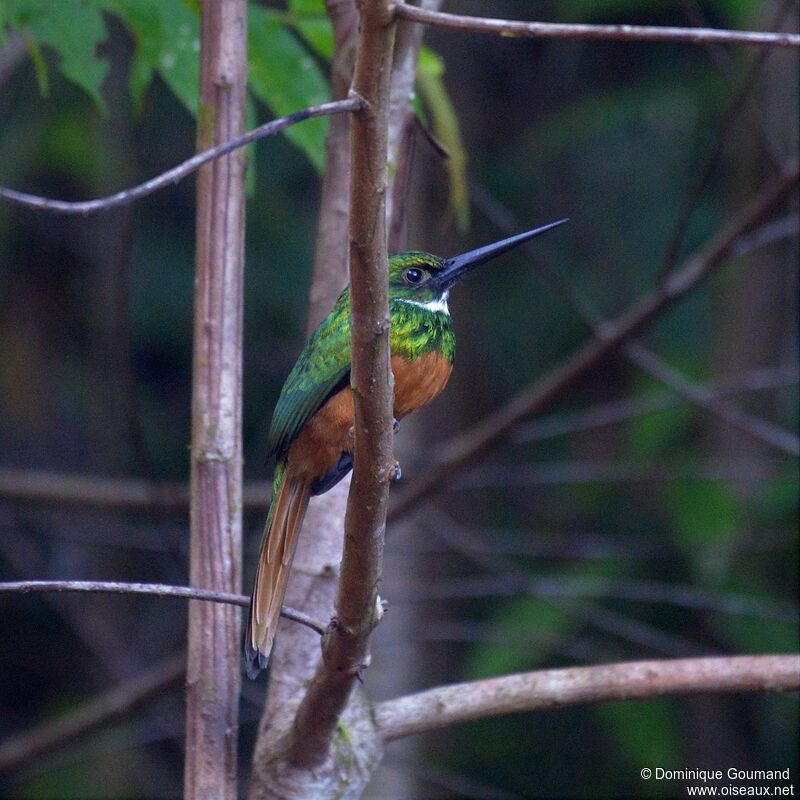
[393, 418, 400, 433]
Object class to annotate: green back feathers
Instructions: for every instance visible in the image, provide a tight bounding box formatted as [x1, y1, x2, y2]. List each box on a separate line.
[267, 291, 352, 458]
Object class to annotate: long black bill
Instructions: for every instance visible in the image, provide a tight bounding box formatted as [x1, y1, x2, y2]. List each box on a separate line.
[435, 218, 568, 290]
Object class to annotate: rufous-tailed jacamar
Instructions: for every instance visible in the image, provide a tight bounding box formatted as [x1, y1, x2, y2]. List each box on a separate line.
[245, 220, 567, 677]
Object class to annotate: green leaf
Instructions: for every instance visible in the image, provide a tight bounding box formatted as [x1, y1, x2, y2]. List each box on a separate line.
[417, 47, 469, 231]
[287, 0, 333, 60]
[108, 0, 200, 115]
[248, 6, 329, 171]
[4, 0, 109, 110]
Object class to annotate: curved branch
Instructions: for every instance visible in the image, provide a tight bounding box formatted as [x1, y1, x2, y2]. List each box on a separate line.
[0, 98, 363, 215]
[375, 654, 800, 741]
[394, 4, 800, 48]
[0, 580, 326, 634]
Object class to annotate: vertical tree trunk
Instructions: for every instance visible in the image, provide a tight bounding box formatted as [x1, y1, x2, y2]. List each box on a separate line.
[185, 2, 248, 799]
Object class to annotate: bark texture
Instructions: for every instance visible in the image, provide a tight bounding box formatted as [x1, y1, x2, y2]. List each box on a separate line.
[185, 3, 248, 799]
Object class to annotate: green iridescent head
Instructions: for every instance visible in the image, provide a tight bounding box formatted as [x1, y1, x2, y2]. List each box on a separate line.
[388, 219, 568, 306]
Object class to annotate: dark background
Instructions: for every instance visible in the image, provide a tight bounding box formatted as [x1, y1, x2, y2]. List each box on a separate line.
[0, 1, 797, 798]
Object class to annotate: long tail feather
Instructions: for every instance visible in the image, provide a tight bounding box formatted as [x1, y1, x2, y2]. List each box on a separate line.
[245, 463, 311, 678]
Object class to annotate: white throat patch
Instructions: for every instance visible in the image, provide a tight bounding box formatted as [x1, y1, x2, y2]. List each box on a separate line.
[397, 292, 450, 315]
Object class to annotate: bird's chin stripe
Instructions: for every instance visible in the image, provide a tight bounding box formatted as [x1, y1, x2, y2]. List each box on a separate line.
[396, 294, 450, 315]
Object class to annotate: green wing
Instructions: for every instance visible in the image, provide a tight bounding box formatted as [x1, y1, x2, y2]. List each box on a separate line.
[267, 290, 352, 458]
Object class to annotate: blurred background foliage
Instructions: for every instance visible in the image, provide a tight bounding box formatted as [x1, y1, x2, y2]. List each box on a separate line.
[0, 0, 797, 798]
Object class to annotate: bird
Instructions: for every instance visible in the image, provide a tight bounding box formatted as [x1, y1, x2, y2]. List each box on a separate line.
[245, 219, 567, 677]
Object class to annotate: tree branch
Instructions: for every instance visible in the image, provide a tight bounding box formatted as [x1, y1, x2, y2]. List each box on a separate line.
[393, 4, 800, 48]
[184, 7, 247, 795]
[375, 655, 800, 741]
[283, 0, 397, 770]
[248, 4, 361, 791]
[0, 580, 325, 633]
[389, 162, 799, 523]
[305, 0, 360, 334]
[0, 98, 362, 216]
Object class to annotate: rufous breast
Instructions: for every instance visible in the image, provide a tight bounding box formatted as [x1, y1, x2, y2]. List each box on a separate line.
[391, 351, 453, 420]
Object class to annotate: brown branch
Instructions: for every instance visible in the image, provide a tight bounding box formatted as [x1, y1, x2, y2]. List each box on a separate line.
[0, 580, 325, 632]
[386, 0, 443, 249]
[393, 4, 800, 48]
[375, 654, 800, 741]
[248, 5, 361, 788]
[389, 162, 799, 523]
[0, 98, 362, 216]
[249, 2, 425, 794]
[0, 654, 185, 775]
[306, 0, 360, 333]
[184, 6, 247, 798]
[283, 0, 397, 769]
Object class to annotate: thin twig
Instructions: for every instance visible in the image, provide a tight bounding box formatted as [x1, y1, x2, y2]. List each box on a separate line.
[658, 0, 795, 274]
[623, 342, 799, 455]
[515, 366, 799, 443]
[375, 654, 800, 741]
[393, 4, 800, 48]
[0, 581, 326, 634]
[389, 162, 799, 523]
[0, 98, 362, 215]
[453, 458, 784, 488]
[398, 573, 798, 623]
[0, 654, 185, 775]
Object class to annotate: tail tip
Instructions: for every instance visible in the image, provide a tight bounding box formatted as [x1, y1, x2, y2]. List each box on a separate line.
[244, 642, 270, 680]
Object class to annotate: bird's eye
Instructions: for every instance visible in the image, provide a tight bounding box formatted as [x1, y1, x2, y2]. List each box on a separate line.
[404, 268, 424, 285]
